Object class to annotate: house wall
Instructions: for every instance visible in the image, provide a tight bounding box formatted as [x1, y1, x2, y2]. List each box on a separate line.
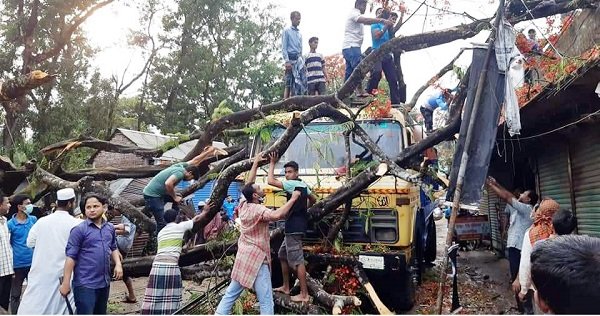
[93, 132, 150, 168]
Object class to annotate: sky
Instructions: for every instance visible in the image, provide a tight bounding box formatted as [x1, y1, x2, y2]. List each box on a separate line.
[81, 0, 543, 105]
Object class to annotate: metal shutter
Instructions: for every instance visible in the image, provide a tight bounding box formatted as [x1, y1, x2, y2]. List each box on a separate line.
[481, 184, 506, 255]
[537, 145, 572, 209]
[570, 132, 600, 237]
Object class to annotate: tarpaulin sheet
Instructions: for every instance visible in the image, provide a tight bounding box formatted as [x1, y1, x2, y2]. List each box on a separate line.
[446, 46, 505, 205]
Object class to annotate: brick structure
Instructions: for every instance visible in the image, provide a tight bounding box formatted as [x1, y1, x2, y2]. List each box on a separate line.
[91, 128, 172, 168]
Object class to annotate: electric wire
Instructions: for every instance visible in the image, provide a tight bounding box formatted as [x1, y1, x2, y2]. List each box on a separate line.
[498, 108, 600, 141]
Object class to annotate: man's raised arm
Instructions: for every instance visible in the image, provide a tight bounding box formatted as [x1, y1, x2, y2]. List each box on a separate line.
[486, 177, 516, 206]
[267, 152, 284, 189]
[247, 152, 267, 184]
[263, 190, 301, 222]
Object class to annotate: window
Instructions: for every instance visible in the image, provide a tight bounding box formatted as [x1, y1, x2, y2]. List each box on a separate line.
[264, 120, 403, 174]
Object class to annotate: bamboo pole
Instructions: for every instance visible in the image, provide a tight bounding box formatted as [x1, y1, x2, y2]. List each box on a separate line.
[434, 0, 506, 313]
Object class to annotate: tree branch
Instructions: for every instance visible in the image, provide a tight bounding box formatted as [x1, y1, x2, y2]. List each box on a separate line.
[32, 0, 115, 63]
[40, 135, 161, 158]
[406, 48, 468, 108]
[0, 71, 56, 102]
[34, 167, 156, 233]
[337, 19, 490, 100]
[183, 95, 337, 161]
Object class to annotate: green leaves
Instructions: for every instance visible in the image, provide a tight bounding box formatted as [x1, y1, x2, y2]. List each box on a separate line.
[211, 100, 234, 121]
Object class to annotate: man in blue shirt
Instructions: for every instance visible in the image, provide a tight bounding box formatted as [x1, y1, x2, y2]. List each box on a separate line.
[282, 11, 306, 98]
[420, 88, 453, 133]
[7, 195, 36, 314]
[59, 193, 123, 315]
[366, 9, 402, 105]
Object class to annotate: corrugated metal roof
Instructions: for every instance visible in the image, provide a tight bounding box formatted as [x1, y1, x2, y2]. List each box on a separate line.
[109, 178, 134, 196]
[159, 140, 228, 162]
[160, 140, 198, 161]
[117, 128, 173, 149]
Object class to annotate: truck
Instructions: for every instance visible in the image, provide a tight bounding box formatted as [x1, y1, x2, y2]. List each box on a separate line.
[251, 107, 439, 312]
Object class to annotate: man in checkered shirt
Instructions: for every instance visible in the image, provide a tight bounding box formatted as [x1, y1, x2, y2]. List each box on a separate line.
[216, 153, 301, 315]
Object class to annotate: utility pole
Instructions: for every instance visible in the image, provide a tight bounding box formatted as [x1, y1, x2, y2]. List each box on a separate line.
[435, 0, 506, 313]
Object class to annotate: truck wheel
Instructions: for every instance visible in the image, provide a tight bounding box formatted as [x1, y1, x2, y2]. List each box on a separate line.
[394, 266, 417, 311]
[424, 218, 437, 263]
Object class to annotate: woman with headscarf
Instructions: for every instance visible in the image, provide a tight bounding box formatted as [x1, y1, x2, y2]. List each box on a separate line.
[517, 198, 560, 311]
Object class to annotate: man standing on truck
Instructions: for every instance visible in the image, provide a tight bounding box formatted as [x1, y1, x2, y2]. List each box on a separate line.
[342, 0, 393, 97]
[268, 153, 316, 303]
[486, 177, 537, 314]
[282, 11, 307, 98]
[366, 8, 402, 105]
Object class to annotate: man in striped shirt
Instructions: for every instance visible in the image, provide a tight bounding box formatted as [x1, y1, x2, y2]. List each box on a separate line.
[305, 37, 327, 95]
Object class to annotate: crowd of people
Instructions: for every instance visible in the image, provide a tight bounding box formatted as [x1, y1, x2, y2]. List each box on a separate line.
[486, 177, 600, 314]
[282, 0, 454, 135]
[281, 0, 406, 101]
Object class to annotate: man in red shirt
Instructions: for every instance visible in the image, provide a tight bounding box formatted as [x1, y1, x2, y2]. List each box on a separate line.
[216, 153, 301, 315]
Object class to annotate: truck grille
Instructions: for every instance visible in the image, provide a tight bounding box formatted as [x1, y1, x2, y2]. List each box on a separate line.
[305, 209, 399, 244]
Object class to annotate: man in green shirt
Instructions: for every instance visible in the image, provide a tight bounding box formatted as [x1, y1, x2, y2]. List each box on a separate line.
[268, 153, 316, 303]
[143, 146, 226, 233]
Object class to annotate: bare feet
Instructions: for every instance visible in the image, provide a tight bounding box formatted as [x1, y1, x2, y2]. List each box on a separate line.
[290, 293, 311, 303]
[273, 286, 290, 295]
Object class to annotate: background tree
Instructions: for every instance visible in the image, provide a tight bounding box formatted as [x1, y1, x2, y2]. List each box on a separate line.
[145, 0, 284, 134]
[0, 0, 114, 159]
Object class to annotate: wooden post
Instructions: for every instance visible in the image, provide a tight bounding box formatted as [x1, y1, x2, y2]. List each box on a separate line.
[435, 0, 506, 313]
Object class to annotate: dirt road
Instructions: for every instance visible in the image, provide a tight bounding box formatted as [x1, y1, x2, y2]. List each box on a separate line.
[412, 219, 518, 314]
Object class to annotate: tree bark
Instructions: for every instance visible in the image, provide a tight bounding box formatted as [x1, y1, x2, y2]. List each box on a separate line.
[57, 166, 167, 181]
[273, 292, 323, 314]
[34, 167, 156, 233]
[40, 135, 162, 158]
[0, 71, 56, 102]
[122, 239, 238, 277]
[179, 147, 249, 199]
[180, 265, 232, 282]
[337, 19, 489, 100]
[184, 95, 337, 161]
[306, 276, 361, 315]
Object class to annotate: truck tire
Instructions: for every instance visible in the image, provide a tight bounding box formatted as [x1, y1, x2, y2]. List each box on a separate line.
[393, 266, 416, 311]
[424, 218, 437, 263]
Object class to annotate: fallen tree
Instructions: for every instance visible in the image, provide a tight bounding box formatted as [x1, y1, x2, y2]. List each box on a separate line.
[5, 2, 594, 314]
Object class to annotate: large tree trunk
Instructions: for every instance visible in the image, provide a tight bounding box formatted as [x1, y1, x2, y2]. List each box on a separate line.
[34, 167, 156, 233]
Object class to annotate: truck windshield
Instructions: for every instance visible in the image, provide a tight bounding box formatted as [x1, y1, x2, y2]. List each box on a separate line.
[266, 120, 403, 173]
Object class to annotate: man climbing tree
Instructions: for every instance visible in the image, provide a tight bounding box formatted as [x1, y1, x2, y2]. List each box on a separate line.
[143, 146, 226, 236]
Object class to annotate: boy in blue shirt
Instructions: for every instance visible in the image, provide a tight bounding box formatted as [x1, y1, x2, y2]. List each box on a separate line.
[7, 195, 36, 314]
[366, 8, 402, 105]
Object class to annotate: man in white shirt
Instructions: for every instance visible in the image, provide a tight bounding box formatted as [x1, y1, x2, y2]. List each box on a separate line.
[342, 0, 393, 96]
[0, 192, 13, 313]
[18, 188, 83, 315]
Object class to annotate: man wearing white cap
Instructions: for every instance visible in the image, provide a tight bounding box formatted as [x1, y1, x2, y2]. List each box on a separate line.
[18, 188, 83, 314]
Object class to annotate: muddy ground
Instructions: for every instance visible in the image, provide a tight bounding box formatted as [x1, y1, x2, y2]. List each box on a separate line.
[106, 219, 517, 315]
[411, 219, 518, 314]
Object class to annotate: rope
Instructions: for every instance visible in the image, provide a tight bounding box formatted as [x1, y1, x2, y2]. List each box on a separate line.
[498, 108, 600, 141]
